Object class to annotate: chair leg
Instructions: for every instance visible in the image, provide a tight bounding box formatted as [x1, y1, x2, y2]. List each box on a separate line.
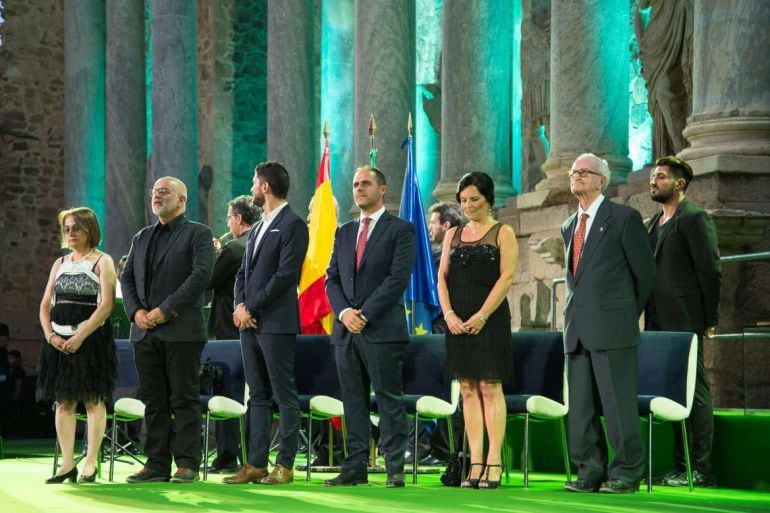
[461, 429, 468, 479]
[52, 438, 60, 476]
[502, 430, 509, 484]
[413, 416, 419, 485]
[647, 413, 653, 494]
[680, 419, 694, 492]
[341, 417, 348, 458]
[446, 417, 455, 455]
[203, 413, 210, 481]
[523, 413, 530, 488]
[306, 416, 313, 483]
[109, 418, 118, 482]
[239, 415, 247, 467]
[559, 418, 571, 482]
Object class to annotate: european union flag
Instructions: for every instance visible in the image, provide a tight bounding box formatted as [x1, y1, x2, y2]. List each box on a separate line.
[400, 134, 441, 335]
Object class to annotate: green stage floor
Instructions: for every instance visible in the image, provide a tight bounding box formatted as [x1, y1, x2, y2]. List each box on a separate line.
[1, 439, 769, 513]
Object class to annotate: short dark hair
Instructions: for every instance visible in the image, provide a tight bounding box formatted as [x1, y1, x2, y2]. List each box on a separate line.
[255, 161, 291, 199]
[58, 207, 102, 249]
[356, 165, 387, 186]
[655, 156, 694, 191]
[428, 202, 462, 228]
[456, 171, 495, 206]
[228, 195, 260, 225]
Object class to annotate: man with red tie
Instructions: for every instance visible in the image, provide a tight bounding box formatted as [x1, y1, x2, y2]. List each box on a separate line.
[561, 153, 655, 494]
[324, 166, 416, 488]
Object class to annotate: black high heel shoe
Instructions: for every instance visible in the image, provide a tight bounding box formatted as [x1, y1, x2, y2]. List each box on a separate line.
[478, 464, 503, 489]
[46, 466, 78, 484]
[460, 463, 485, 489]
[78, 469, 97, 483]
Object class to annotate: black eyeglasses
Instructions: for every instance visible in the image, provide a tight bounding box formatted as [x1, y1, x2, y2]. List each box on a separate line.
[149, 187, 173, 197]
[568, 168, 602, 178]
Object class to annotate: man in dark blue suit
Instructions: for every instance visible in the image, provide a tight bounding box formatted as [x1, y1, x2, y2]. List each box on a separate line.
[224, 162, 309, 485]
[324, 166, 416, 488]
[122, 176, 215, 483]
[561, 154, 655, 494]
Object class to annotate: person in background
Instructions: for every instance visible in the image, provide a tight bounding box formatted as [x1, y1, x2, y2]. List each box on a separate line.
[646, 156, 721, 488]
[39, 207, 118, 483]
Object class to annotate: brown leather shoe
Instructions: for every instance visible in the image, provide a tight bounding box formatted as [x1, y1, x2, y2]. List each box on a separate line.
[222, 464, 268, 484]
[259, 463, 294, 485]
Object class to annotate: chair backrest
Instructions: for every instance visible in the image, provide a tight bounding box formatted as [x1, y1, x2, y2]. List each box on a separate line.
[637, 331, 697, 409]
[201, 340, 245, 401]
[294, 335, 342, 398]
[506, 331, 565, 403]
[402, 335, 451, 402]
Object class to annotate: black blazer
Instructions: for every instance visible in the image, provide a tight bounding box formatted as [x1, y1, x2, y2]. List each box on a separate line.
[207, 233, 248, 339]
[561, 199, 655, 352]
[326, 211, 416, 345]
[234, 205, 309, 334]
[121, 216, 215, 343]
[646, 198, 721, 333]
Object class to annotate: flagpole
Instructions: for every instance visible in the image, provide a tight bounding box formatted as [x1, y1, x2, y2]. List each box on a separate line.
[369, 114, 377, 167]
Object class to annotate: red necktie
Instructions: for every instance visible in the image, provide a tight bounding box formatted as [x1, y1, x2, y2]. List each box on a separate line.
[356, 217, 371, 269]
[571, 213, 589, 275]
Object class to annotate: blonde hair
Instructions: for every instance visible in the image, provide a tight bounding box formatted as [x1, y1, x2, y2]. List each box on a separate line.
[58, 207, 101, 249]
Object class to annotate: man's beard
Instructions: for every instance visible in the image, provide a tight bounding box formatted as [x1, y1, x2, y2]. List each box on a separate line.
[650, 187, 674, 204]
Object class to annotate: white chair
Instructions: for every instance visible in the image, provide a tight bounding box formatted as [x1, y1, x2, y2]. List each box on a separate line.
[201, 385, 248, 481]
[108, 397, 146, 481]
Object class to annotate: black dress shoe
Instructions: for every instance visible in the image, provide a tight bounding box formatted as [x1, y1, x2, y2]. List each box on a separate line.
[599, 479, 639, 494]
[201, 464, 238, 474]
[170, 467, 200, 483]
[126, 467, 171, 483]
[666, 470, 716, 488]
[323, 468, 368, 486]
[564, 479, 601, 493]
[418, 455, 443, 466]
[46, 466, 78, 484]
[386, 473, 405, 488]
[651, 466, 685, 485]
[78, 470, 97, 483]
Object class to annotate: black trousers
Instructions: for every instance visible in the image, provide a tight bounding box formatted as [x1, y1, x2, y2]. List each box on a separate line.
[567, 342, 644, 483]
[133, 336, 204, 474]
[241, 331, 299, 469]
[335, 336, 407, 474]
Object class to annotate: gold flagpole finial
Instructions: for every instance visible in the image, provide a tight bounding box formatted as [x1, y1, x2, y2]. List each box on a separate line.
[323, 120, 330, 141]
[369, 114, 377, 138]
[407, 112, 413, 137]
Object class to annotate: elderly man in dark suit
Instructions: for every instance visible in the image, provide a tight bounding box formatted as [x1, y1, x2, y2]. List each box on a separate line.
[561, 153, 655, 494]
[121, 176, 215, 483]
[224, 161, 309, 485]
[324, 165, 416, 488]
[646, 156, 721, 487]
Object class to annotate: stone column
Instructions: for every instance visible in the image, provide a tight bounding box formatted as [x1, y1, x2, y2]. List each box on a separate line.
[106, 0, 146, 258]
[533, 0, 631, 204]
[150, 0, 199, 219]
[435, 0, 515, 207]
[267, 0, 316, 217]
[354, 0, 415, 213]
[678, 0, 770, 175]
[64, 0, 106, 219]
[322, 0, 355, 219]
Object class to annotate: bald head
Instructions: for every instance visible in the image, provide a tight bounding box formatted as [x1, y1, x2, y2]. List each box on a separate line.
[152, 176, 188, 222]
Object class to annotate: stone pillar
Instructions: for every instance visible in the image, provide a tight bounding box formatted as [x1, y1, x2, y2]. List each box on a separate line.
[322, 0, 355, 219]
[150, 0, 198, 219]
[678, 0, 770, 175]
[534, 0, 631, 203]
[64, 0, 106, 219]
[267, 0, 316, 218]
[435, 0, 514, 207]
[106, 0, 146, 258]
[354, 0, 415, 213]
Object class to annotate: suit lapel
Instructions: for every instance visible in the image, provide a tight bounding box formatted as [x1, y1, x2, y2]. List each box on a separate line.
[651, 200, 684, 256]
[574, 199, 611, 282]
[564, 212, 577, 273]
[246, 220, 263, 271]
[154, 218, 187, 264]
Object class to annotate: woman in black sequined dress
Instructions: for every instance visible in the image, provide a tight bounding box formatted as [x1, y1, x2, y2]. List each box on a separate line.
[437, 172, 519, 489]
[39, 207, 118, 483]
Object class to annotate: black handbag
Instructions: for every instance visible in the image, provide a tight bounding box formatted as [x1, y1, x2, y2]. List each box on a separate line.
[440, 453, 468, 487]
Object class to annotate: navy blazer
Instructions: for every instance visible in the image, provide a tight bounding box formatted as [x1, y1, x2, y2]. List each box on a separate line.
[234, 204, 309, 334]
[326, 211, 416, 345]
[561, 199, 655, 352]
[646, 198, 721, 333]
[121, 216, 215, 343]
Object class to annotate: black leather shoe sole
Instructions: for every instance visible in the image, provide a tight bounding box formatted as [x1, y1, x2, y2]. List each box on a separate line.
[323, 472, 368, 487]
[599, 480, 639, 494]
[564, 480, 601, 493]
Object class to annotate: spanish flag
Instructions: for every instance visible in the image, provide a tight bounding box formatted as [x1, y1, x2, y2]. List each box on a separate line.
[299, 137, 337, 334]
